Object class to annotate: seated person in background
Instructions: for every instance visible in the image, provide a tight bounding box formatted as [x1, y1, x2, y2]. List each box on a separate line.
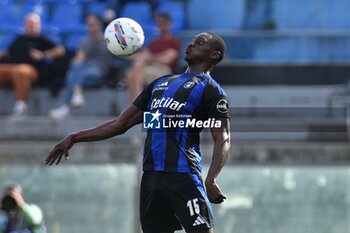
[0, 184, 47, 233]
[0, 13, 65, 117]
[125, 13, 181, 102]
[49, 14, 113, 120]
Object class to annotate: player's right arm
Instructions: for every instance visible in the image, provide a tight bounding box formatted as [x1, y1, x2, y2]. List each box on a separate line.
[45, 104, 143, 166]
[45, 76, 159, 166]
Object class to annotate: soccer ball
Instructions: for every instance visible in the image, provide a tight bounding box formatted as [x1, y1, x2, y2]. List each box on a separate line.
[104, 17, 145, 56]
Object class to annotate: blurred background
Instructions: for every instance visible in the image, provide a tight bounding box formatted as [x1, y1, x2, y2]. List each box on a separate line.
[1, 0, 350, 232]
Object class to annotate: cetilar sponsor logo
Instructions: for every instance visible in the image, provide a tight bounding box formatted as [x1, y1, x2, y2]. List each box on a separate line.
[150, 97, 186, 111]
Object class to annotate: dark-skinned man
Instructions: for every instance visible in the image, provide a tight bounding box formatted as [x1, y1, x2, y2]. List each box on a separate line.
[45, 32, 230, 233]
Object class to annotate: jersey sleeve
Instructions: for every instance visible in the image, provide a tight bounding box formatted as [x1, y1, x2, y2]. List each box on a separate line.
[203, 83, 230, 119]
[132, 78, 160, 111]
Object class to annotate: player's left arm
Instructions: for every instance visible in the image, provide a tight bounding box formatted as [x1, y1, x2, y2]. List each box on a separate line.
[205, 118, 231, 204]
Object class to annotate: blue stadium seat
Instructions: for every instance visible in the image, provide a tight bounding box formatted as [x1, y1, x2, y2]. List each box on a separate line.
[17, 4, 49, 26]
[69, 0, 95, 3]
[253, 36, 350, 62]
[119, 2, 156, 39]
[46, 0, 94, 3]
[156, 1, 185, 32]
[211, 0, 244, 30]
[49, 3, 84, 33]
[11, 0, 45, 4]
[87, 2, 107, 19]
[187, 0, 209, 30]
[254, 38, 300, 61]
[64, 32, 87, 51]
[0, 4, 17, 32]
[0, 33, 16, 50]
[119, 2, 153, 28]
[42, 26, 63, 44]
[40, 0, 58, 3]
[273, 0, 322, 29]
[188, 0, 244, 30]
[323, 0, 350, 29]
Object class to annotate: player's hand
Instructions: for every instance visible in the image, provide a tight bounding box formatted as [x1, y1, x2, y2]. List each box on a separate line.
[45, 135, 74, 166]
[205, 180, 227, 204]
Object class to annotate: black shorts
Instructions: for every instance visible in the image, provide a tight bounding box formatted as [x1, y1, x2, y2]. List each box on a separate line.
[140, 171, 214, 233]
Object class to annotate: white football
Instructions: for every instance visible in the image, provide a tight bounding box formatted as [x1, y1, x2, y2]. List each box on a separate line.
[104, 17, 145, 56]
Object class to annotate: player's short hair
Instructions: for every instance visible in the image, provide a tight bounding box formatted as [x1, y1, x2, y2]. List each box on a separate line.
[206, 32, 226, 65]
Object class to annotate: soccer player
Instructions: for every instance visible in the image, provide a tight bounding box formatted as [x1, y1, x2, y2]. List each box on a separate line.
[45, 32, 230, 233]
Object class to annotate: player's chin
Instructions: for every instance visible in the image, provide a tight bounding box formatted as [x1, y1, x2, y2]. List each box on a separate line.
[184, 54, 192, 64]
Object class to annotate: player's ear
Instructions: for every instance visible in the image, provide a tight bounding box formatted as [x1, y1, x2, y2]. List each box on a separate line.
[209, 50, 221, 61]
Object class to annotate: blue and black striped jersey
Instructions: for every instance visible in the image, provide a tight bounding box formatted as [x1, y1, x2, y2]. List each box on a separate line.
[133, 73, 230, 174]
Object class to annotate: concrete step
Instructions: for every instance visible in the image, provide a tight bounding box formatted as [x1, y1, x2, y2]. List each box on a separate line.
[0, 88, 129, 116]
[2, 140, 350, 165]
[0, 85, 345, 116]
[0, 84, 348, 142]
[0, 116, 129, 140]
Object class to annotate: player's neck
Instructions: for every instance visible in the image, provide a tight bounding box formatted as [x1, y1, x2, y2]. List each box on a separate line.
[185, 66, 211, 75]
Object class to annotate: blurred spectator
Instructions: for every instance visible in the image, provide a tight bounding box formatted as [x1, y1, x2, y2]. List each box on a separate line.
[49, 14, 113, 120]
[0, 13, 65, 117]
[0, 184, 47, 233]
[103, 8, 116, 28]
[125, 13, 181, 102]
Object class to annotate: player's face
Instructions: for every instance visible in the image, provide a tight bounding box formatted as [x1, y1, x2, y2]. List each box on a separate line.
[184, 33, 213, 64]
